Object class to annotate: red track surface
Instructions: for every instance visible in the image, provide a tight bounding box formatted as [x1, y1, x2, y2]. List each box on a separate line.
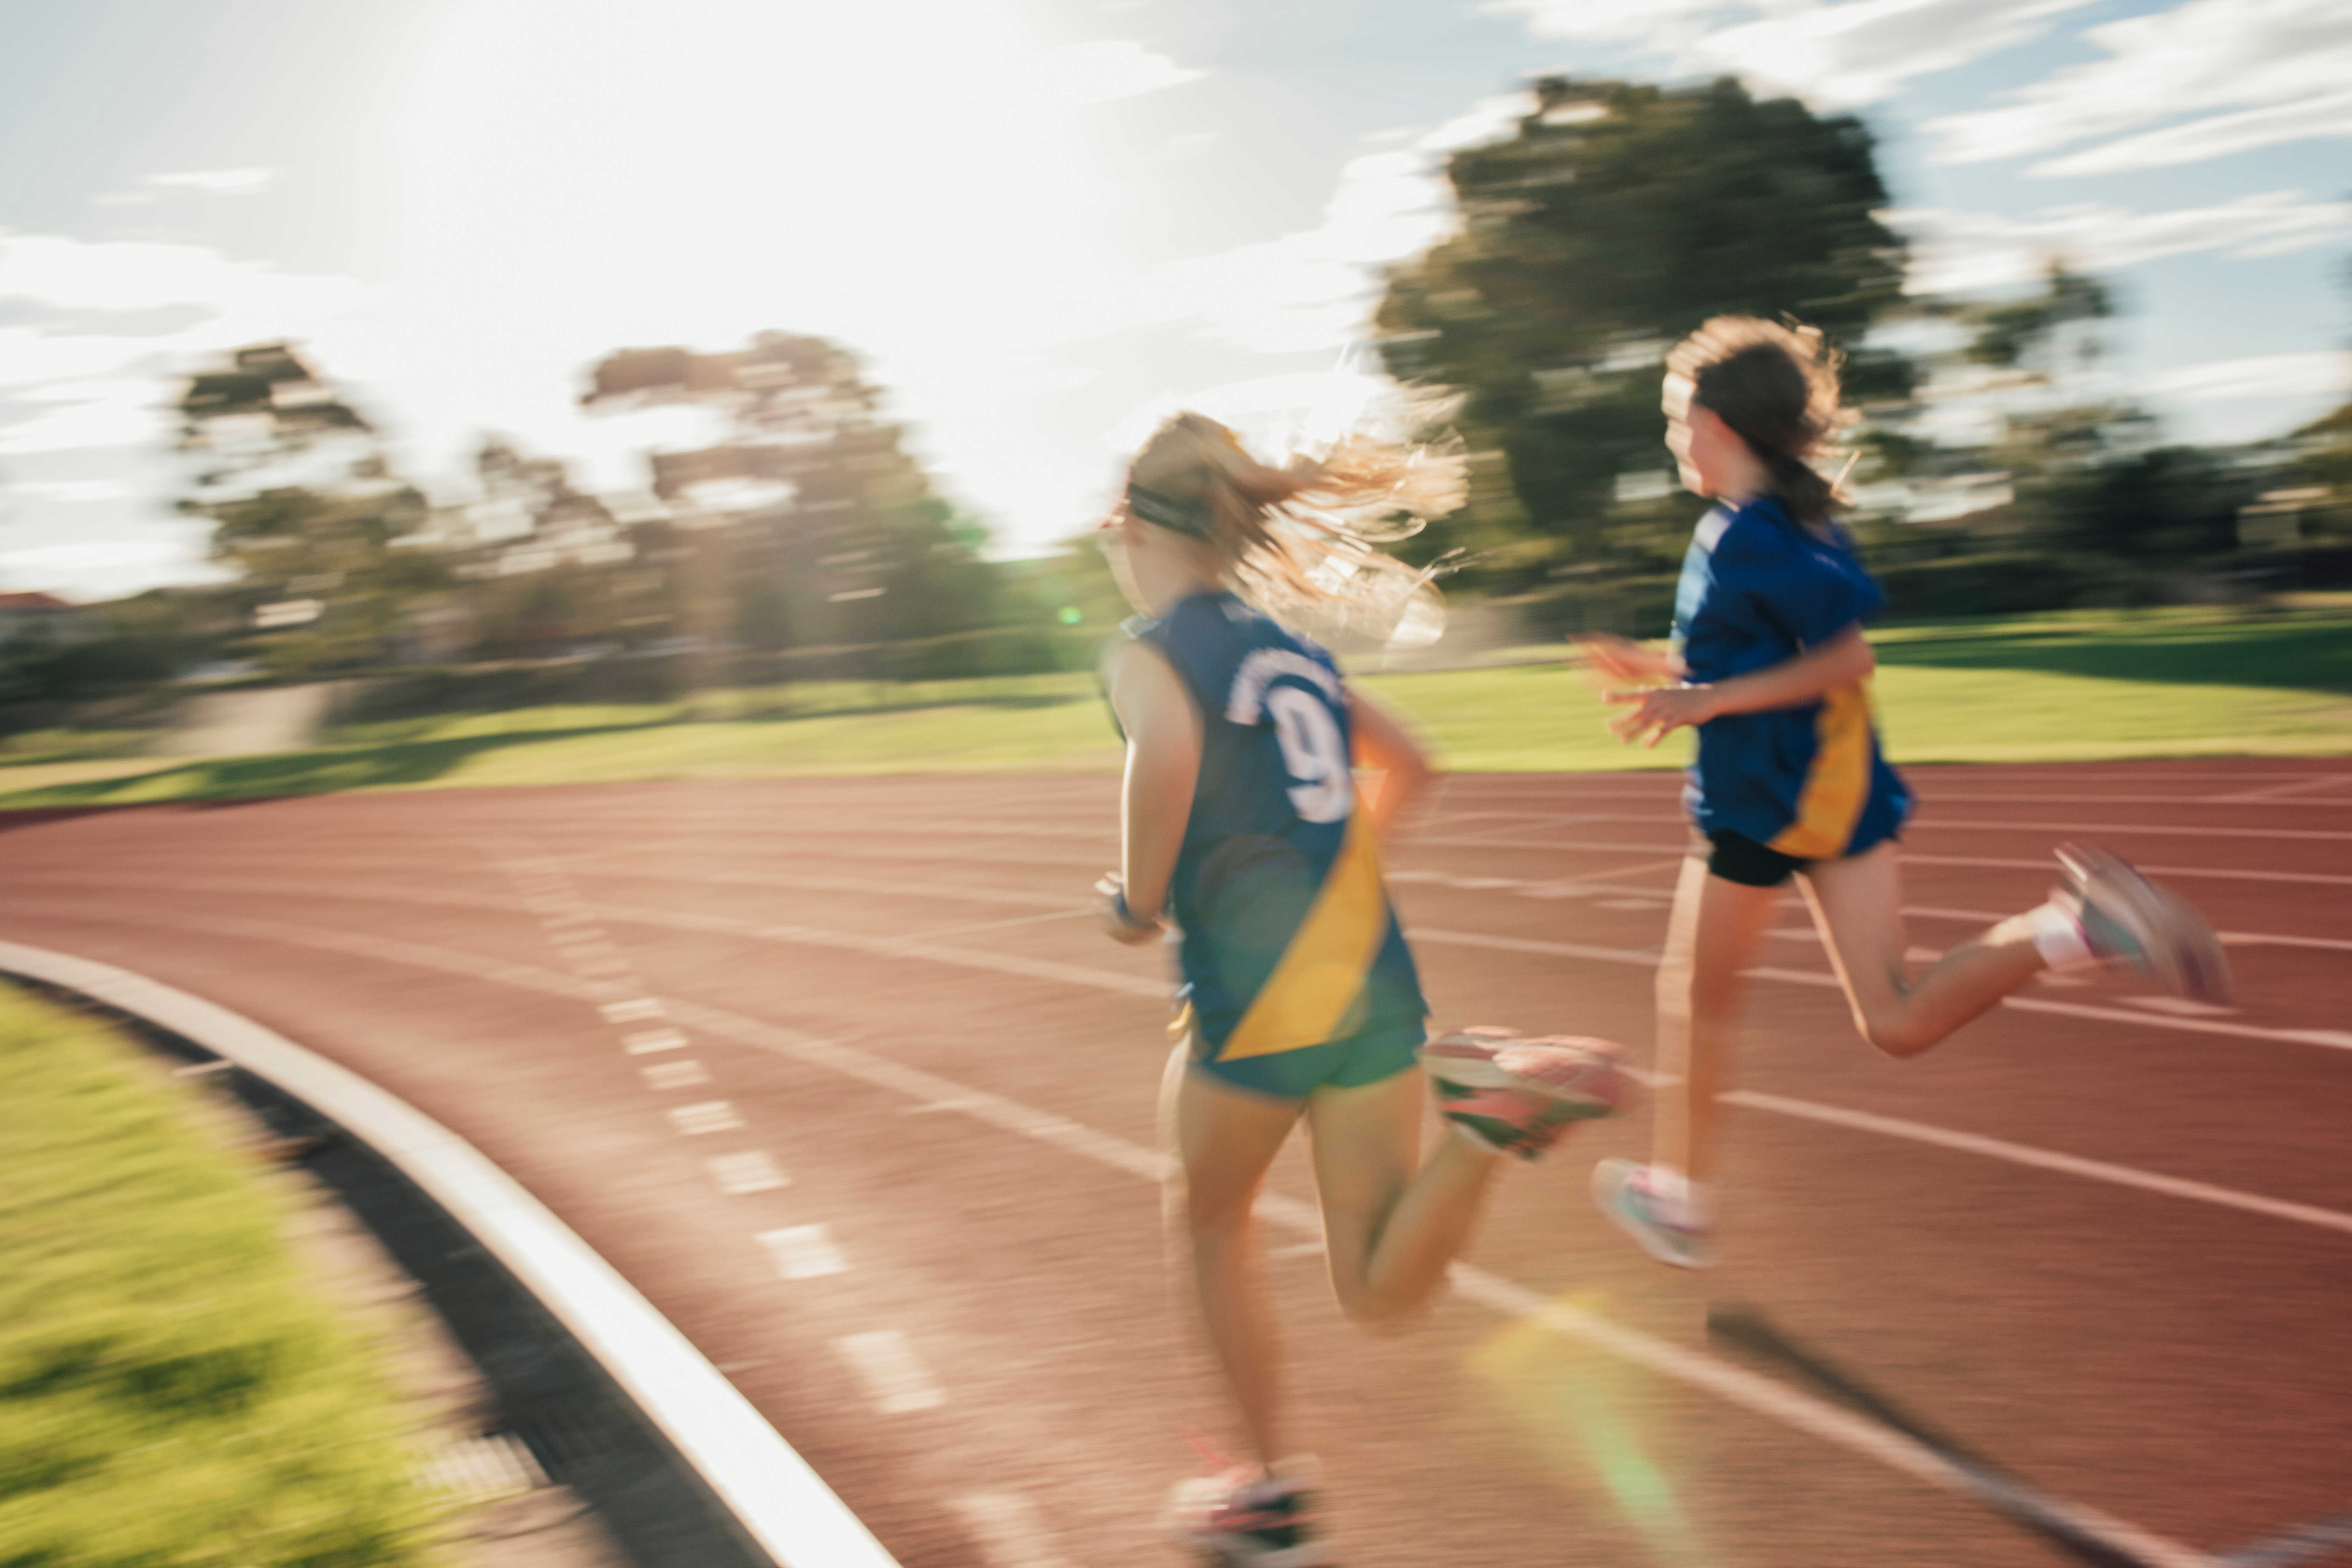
[9, 759, 2351, 1567]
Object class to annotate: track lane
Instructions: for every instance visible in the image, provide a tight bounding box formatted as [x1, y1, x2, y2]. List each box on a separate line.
[9, 761, 2349, 1564]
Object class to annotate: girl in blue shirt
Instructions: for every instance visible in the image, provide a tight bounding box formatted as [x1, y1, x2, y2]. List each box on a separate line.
[1097, 412, 1629, 1565]
[1581, 317, 2232, 1270]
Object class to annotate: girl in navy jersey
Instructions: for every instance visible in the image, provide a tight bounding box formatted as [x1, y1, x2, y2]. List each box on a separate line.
[1097, 412, 1628, 1567]
[1582, 316, 2232, 1270]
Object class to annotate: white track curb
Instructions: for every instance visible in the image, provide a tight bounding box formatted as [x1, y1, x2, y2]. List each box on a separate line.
[0, 939, 902, 1568]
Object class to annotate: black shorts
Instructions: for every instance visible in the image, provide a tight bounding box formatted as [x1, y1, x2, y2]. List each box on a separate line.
[1704, 830, 1811, 889]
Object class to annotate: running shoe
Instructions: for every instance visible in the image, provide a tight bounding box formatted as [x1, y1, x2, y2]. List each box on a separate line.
[1592, 1158, 1714, 1270]
[1420, 1028, 1629, 1161]
[1168, 1464, 1332, 1568]
[2054, 843, 2234, 1005]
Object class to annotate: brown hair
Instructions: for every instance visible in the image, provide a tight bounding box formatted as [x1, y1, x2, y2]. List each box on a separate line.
[1666, 316, 1854, 529]
[1122, 411, 1465, 644]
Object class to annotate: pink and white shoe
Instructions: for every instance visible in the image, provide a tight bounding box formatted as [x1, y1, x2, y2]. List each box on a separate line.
[1167, 1460, 1331, 1568]
[2054, 844, 2234, 1004]
[1420, 1028, 1630, 1161]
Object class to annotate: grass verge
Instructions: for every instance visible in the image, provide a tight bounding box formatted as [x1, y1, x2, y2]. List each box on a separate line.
[0, 605, 2344, 807]
[0, 983, 444, 1567]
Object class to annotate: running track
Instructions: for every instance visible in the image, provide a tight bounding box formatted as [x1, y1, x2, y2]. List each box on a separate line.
[8, 759, 2350, 1567]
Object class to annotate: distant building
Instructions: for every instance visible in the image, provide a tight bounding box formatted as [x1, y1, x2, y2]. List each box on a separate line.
[0, 591, 101, 649]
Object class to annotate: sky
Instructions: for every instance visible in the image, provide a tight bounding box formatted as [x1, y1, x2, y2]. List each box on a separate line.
[1, 0, 2347, 600]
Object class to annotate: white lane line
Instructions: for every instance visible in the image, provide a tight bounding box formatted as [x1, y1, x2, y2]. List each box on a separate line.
[1722, 1091, 2352, 1239]
[953, 1492, 1079, 1568]
[24, 869, 2340, 1053]
[1732, 959, 2352, 1051]
[27, 870, 2343, 1053]
[1429, 809, 2352, 845]
[2209, 776, 2352, 803]
[669, 1101, 744, 1135]
[603, 997, 667, 1024]
[760, 1224, 849, 1280]
[642, 1060, 711, 1090]
[0, 907, 2241, 1562]
[708, 1151, 789, 1195]
[834, 1330, 946, 1414]
[1902, 905, 2352, 955]
[1446, 784, 2352, 808]
[1409, 834, 2352, 888]
[905, 908, 1094, 942]
[2125, 996, 2238, 1018]
[624, 1027, 690, 1054]
[52, 848, 2347, 952]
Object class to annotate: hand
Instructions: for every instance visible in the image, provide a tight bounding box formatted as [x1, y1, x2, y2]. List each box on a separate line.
[1570, 634, 1682, 692]
[1094, 873, 1164, 945]
[1605, 682, 1720, 749]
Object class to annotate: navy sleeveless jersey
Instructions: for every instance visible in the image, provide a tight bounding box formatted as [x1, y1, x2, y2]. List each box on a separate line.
[1125, 591, 1426, 1060]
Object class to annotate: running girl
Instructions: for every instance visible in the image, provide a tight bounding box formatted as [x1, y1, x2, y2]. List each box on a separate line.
[1581, 316, 2232, 1270]
[1096, 412, 1629, 1566]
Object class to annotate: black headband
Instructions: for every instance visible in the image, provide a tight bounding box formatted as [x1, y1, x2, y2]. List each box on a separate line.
[1125, 482, 1213, 539]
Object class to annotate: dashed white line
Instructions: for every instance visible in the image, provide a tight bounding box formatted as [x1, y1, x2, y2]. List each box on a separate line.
[624, 1028, 691, 1055]
[834, 1330, 945, 1414]
[603, 997, 668, 1024]
[1723, 1091, 2352, 1239]
[760, 1224, 849, 1280]
[707, 1151, 789, 1194]
[5, 899, 2246, 1562]
[669, 1101, 744, 1135]
[642, 1060, 711, 1090]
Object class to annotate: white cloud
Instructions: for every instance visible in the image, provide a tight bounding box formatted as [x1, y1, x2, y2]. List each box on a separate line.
[9, 479, 131, 503]
[2030, 88, 2352, 177]
[149, 168, 275, 196]
[1889, 191, 2352, 295]
[1096, 93, 1527, 355]
[0, 233, 365, 318]
[0, 233, 378, 460]
[1926, 0, 2352, 170]
[0, 381, 168, 455]
[2138, 351, 2352, 405]
[1485, 0, 2095, 108]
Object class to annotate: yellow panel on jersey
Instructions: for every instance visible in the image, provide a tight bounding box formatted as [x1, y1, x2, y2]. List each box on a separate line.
[1768, 680, 1873, 860]
[1217, 809, 1392, 1063]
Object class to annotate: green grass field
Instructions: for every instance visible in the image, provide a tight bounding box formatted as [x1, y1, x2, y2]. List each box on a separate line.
[0, 985, 444, 1567]
[3, 604, 2344, 808]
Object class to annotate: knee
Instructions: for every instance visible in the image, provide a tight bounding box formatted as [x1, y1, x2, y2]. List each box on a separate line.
[1856, 1009, 1933, 1059]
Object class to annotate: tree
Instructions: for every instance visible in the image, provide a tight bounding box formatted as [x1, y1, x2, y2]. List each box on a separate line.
[581, 331, 998, 650]
[1376, 75, 1911, 589]
[175, 343, 444, 675]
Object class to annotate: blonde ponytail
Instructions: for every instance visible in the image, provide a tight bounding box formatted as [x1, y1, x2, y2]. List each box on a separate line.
[1124, 411, 1465, 648]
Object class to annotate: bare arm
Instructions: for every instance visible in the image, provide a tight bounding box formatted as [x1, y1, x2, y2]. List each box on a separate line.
[1096, 639, 1202, 942]
[1348, 688, 1440, 841]
[1570, 632, 1686, 688]
[1605, 623, 1876, 749]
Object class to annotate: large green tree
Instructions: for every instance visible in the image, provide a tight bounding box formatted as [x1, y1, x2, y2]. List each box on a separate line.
[176, 343, 444, 674]
[1376, 75, 1910, 588]
[582, 331, 997, 650]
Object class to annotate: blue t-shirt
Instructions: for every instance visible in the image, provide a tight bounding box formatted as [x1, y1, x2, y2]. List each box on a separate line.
[1123, 591, 1426, 1059]
[1671, 495, 1909, 859]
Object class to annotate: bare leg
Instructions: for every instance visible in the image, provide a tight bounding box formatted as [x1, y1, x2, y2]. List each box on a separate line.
[1164, 1045, 1307, 1467]
[1798, 840, 2048, 1059]
[1652, 849, 1788, 1186]
[1304, 1066, 1508, 1331]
